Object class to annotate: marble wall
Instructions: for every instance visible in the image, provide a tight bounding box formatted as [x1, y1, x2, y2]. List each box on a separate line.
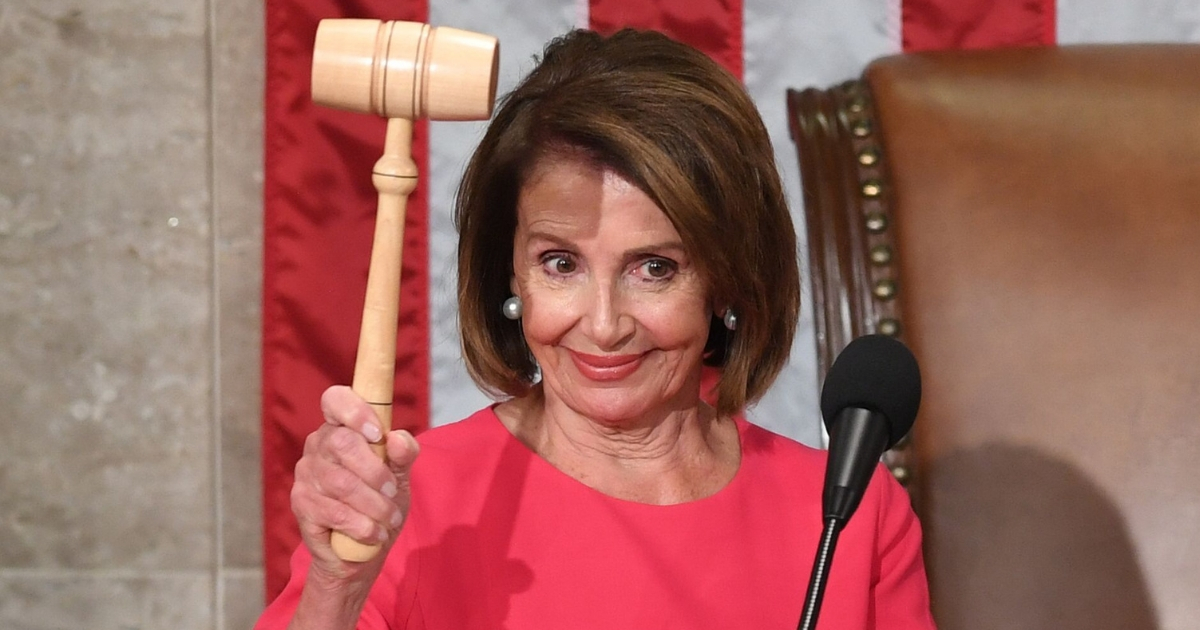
[0, 0, 265, 627]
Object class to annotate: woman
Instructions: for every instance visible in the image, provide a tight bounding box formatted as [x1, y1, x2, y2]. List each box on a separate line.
[258, 28, 934, 629]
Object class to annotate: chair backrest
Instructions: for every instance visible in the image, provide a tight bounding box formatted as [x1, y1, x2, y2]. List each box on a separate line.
[788, 45, 1200, 629]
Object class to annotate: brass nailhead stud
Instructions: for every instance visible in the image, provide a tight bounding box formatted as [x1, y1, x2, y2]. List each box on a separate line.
[861, 179, 883, 198]
[846, 97, 867, 114]
[873, 279, 897, 300]
[869, 244, 893, 265]
[857, 147, 879, 167]
[878, 318, 901, 336]
[851, 119, 872, 138]
[865, 212, 888, 233]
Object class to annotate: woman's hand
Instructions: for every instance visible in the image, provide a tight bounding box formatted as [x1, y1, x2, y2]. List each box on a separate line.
[290, 385, 421, 588]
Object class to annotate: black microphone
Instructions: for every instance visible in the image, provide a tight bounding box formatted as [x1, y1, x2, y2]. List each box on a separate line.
[798, 334, 922, 630]
[819, 334, 921, 522]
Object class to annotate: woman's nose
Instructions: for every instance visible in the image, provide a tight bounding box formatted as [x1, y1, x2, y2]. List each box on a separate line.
[581, 281, 634, 350]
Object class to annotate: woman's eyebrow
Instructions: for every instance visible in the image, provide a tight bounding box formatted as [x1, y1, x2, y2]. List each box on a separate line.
[522, 230, 575, 248]
[625, 241, 687, 257]
[521, 231, 687, 258]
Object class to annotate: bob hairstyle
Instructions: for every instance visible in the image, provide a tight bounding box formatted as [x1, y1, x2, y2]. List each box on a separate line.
[455, 28, 799, 416]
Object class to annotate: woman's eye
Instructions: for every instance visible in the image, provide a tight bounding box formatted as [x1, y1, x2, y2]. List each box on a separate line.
[541, 254, 576, 275]
[638, 258, 676, 280]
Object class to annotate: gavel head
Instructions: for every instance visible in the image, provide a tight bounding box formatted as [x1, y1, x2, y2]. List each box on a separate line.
[311, 19, 499, 120]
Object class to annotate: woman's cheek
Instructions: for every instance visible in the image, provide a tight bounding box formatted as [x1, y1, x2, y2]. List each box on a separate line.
[631, 289, 709, 335]
[522, 285, 580, 341]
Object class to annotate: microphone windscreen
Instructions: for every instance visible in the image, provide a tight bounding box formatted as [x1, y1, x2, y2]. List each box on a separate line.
[819, 334, 921, 449]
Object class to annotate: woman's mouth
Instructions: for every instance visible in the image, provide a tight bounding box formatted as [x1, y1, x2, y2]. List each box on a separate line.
[567, 350, 645, 382]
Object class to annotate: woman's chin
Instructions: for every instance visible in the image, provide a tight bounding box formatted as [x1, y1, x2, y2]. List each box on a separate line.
[550, 381, 691, 427]
[575, 401, 652, 426]
[536, 357, 702, 425]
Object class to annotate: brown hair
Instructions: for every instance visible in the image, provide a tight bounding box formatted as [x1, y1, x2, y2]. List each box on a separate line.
[455, 28, 799, 416]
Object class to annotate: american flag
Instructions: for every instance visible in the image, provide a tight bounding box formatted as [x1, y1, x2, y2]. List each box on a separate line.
[261, 0, 1199, 599]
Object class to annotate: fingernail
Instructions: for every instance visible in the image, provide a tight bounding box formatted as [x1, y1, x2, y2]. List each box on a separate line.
[362, 423, 382, 443]
[381, 481, 397, 498]
[390, 510, 403, 528]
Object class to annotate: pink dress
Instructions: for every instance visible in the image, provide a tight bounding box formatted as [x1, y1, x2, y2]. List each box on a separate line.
[258, 407, 935, 629]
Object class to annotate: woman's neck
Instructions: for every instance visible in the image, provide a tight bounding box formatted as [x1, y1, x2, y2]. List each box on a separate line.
[497, 388, 741, 504]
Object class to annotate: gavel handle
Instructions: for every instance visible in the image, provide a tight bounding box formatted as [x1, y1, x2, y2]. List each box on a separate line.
[331, 118, 418, 562]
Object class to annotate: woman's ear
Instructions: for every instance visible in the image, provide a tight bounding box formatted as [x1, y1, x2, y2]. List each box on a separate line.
[510, 276, 519, 297]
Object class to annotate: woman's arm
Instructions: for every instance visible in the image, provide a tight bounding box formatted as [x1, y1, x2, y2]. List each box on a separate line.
[255, 386, 421, 630]
[872, 468, 938, 629]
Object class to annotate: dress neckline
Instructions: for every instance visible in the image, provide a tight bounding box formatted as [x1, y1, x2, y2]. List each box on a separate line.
[479, 404, 753, 510]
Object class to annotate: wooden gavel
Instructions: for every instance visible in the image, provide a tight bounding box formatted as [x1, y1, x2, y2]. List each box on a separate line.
[310, 18, 499, 561]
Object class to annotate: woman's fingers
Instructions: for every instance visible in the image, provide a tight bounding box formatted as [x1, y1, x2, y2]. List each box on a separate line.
[291, 385, 426, 568]
[320, 384, 385, 443]
[382, 430, 420, 525]
[296, 428, 403, 535]
[385, 429, 421, 473]
[316, 448, 397, 529]
[320, 424, 397, 496]
[292, 477, 389, 546]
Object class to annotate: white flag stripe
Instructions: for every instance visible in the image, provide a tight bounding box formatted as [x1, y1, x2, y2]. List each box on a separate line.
[428, 0, 580, 427]
[428, 0, 1200, 437]
[1058, 0, 1200, 44]
[742, 0, 902, 445]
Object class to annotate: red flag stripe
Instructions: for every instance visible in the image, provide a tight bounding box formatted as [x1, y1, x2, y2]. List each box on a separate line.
[262, 0, 431, 600]
[589, 0, 744, 79]
[902, 0, 1056, 51]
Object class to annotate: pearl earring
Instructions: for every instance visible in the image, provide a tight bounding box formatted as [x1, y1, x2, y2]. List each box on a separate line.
[502, 296, 523, 320]
[722, 308, 738, 331]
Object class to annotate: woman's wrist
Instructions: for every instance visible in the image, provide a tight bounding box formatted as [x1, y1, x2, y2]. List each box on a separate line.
[287, 566, 376, 630]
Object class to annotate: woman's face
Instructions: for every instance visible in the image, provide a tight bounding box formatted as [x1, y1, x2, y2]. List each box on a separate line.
[511, 154, 712, 425]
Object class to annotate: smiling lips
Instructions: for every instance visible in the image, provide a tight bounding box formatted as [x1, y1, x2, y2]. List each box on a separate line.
[567, 350, 645, 381]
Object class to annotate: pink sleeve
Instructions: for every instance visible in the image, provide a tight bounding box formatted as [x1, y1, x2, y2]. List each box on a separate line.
[253, 543, 412, 630]
[872, 467, 938, 629]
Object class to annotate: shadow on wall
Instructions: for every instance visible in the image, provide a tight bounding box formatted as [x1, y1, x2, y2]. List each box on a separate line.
[924, 444, 1158, 630]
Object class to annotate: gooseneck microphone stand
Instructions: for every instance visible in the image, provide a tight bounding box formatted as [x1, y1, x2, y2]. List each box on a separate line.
[797, 516, 845, 630]
[801, 334, 921, 630]
[798, 406, 892, 630]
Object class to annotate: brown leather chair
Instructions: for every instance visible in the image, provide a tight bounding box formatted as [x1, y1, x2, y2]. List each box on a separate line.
[788, 46, 1200, 629]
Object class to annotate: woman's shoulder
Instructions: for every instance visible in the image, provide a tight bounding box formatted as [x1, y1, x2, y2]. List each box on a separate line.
[729, 416, 829, 504]
[735, 416, 826, 470]
[410, 406, 510, 469]
[415, 405, 502, 443]
[737, 417, 911, 501]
